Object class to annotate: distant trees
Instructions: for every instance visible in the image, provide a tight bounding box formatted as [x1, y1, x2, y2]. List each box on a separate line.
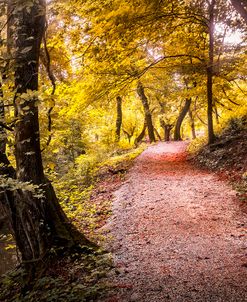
[71, 0, 246, 144]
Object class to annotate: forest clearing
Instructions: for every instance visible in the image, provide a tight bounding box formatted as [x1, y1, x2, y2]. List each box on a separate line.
[0, 0, 247, 301]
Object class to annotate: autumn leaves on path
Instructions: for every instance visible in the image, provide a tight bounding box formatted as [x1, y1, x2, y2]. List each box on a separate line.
[106, 142, 247, 302]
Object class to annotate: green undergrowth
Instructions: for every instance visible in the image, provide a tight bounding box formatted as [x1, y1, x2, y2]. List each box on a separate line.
[189, 116, 247, 201]
[0, 144, 146, 302]
[0, 249, 114, 302]
[54, 144, 146, 241]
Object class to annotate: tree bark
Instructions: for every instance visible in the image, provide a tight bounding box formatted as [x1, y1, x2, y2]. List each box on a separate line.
[123, 127, 135, 143]
[137, 82, 155, 143]
[214, 104, 220, 125]
[174, 98, 191, 141]
[160, 118, 173, 142]
[154, 128, 162, 141]
[207, 0, 216, 144]
[6, 0, 92, 269]
[134, 121, 147, 146]
[164, 125, 173, 142]
[189, 109, 196, 140]
[115, 96, 122, 142]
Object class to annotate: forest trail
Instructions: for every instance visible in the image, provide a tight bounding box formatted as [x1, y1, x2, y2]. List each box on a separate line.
[105, 142, 247, 302]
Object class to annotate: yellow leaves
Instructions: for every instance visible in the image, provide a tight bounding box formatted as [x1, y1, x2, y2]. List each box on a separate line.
[93, 2, 132, 33]
[22, 106, 30, 111]
[18, 89, 39, 102]
[5, 243, 15, 251]
[47, 162, 56, 170]
[0, 81, 15, 103]
[242, 172, 247, 180]
[40, 91, 56, 108]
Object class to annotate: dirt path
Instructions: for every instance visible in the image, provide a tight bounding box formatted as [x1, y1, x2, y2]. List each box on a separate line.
[105, 142, 247, 302]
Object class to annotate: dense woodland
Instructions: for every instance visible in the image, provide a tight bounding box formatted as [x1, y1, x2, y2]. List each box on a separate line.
[0, 0, 246, 299]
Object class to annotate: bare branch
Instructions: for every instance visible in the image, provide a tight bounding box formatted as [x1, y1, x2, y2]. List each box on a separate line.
[221, 86, 240, 106]
[0, 121, 13, 131]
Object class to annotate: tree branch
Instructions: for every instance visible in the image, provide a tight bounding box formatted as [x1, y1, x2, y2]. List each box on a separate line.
[231, 0, 247, 24]
[221, 86, 240, 106]
[0, 121, 14, 132]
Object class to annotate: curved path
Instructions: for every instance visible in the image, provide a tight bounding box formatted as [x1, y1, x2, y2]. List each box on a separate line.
[106, 142, 247, 302]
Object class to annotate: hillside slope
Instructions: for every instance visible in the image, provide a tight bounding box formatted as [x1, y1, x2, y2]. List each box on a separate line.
[193, 117, 247, 201]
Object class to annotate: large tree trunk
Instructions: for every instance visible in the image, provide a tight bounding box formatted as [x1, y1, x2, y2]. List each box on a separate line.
[207, 0, 216, 144]
[174, 98, 191, 141]
[6, 0, 92, 269]
[115, 96, 122, 142]
[137, 82, 155, 143]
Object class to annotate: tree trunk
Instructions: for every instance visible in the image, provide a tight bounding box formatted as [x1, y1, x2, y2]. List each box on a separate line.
[174, 98, 191, 141]
[189, 109, 196, 140]
[154, 128, 162, 141]
[115, 96, 122, 142]
[214, 104, 220, 125]
[164, 125, 173, 142]
[123, 128, 135, 143]
[207, 0, 216, 144]
[160, 118, 173, 142]
[137, 82, 155, 143]
[7, 0, 92, 270]
[134, 121, 147, 146]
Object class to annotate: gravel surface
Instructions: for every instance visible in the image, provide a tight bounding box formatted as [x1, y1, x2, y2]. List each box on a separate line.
[105, 142, 247, 302]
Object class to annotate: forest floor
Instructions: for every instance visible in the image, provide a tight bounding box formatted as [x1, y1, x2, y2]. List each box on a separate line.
[102, 142, 247, 302]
